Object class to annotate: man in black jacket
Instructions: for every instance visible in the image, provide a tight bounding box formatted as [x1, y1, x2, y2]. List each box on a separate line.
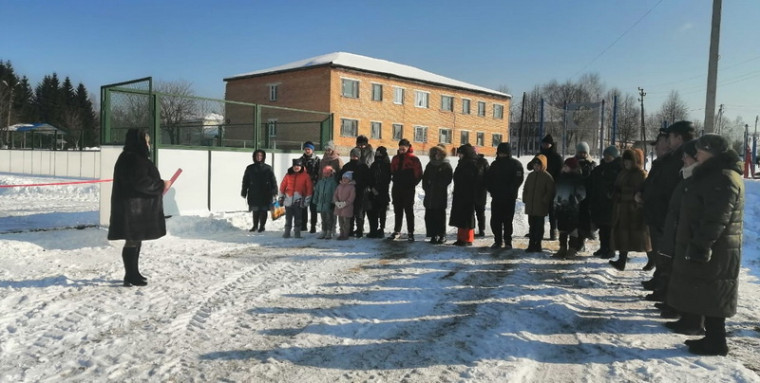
[299, 141, 321, 233]
[486, 143, 524, 249]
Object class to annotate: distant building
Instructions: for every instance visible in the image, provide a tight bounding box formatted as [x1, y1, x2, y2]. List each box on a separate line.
[224, 52, 511, 156]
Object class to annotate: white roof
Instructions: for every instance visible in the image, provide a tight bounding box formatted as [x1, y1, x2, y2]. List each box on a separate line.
[226, 52, 510, 98]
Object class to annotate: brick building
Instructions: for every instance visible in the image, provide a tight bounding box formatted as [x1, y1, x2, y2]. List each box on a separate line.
[224, 52, 511, 156]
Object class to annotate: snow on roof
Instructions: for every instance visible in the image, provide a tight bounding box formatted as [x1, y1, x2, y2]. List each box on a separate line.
[225, 52, 510, 98]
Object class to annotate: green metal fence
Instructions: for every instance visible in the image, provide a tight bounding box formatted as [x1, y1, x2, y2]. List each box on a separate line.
[101, 77, 332, 156]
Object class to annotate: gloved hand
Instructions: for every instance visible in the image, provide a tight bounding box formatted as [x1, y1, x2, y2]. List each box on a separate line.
[335, 201, 346, 209]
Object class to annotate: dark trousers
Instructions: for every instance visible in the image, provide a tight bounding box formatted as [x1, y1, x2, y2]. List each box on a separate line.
[597, 224, 611, 253]
[528, 215, 545, 249]
[490, 199, 516, 244]
[252, 210, 268, 230]
[301, 204, 317, 231]
[425, 208, 447, 237]
[475, 205, 486, 232]
[367, 205, 387, 234]
[350, 200, 366, 234]
[548, 205, 557, 232]
[392, 187, 415, 234]
[285, 206, 302, 233]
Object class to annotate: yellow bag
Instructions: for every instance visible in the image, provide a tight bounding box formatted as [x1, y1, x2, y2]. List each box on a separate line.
[270, 200, 285, 220]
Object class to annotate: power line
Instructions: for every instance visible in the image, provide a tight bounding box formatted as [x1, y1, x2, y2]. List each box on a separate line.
[573, 0, 665, 78]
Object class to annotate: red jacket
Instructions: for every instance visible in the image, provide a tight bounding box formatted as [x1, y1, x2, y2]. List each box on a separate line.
[279, 166, 313, 207]
[390, 147, 423, 188]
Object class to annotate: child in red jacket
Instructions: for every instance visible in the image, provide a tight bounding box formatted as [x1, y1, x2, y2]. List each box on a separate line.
[279, 158, 313, 238]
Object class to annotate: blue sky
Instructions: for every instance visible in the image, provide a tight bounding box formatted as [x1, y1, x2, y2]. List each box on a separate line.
[2, 0, 759, 127]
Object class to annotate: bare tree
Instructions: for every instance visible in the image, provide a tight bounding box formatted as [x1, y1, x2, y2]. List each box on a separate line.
[155, 80, 198, 144]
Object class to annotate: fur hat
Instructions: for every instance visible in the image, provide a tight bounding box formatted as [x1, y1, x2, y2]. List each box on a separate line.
[324, 140, 335, 151]
[603, 145, 619, 158]
[576, 142, 590, 154]
[356, 135, 369, 146]
[696, 134, 729, 156]
[666, 121, 696, 136]
[541, 134, 554, 144]
[398, 138, 411, 147]
[429, 145, 446, 160]
[564, 157, 579, 169]
[292, 158, 303, 167]
[342, 171, 353, 181]
[350, 147, 362, 158]
[302, 141, 315, 150]
[375, 146, 388, 157]
[497, 142, 511, 156]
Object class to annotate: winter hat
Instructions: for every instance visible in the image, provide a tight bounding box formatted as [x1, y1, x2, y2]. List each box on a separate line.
[429, 145, 446, 160]
[350, 147, 362, 158]
[322, 166, 335, 176]
[576, 141, 590, 154]
[375, 146, 388, 157]
[398, 138, 411, 147]
[303, 141, 315, 150]
[666, 121, 696, 136]
[457, 143, 476, 159]
[564, 157, 579, 170]
[695, 134, 729, 157]
[682, 139, 699, 160]
[356, 135, 369, 146]
[602, 145, 619, 158]
[342, 171, 353, 181]
[292, 158, 303, 167]
[497, 142, 512, 156]
[541, 134, 554, 144]
[324, 140, 335, 151]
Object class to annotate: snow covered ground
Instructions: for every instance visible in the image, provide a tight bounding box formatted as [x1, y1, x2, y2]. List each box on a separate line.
[1, 167, 759, 382]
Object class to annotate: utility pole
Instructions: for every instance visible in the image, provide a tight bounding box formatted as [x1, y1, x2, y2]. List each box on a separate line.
[703, 0, 722, 133]
[638, 87, 646, 147]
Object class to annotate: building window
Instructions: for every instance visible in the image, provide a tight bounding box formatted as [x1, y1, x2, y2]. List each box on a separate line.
[476, 132, 485, 146]
[439, 128, 452, 144]
[371, 121, 382, 139]
[392, 124, 404, 140]
[462, 99, 471, 114]
[477, 101, 486, 117]
[414, 126, 428, 143]
[341, 118, 358, 137]
[441, 95, 454, 112]
[415, 91, 429, 108]
[267, 119, 277, 137]
[460, 131, 470, 145]
[268, 84, 278, 101]
[492, 134, 503, 147]
[493, 104, 504, 119]
[393, 87, 405, 104]
[372, 83, 383, 101]
[341, 79, 359, 98]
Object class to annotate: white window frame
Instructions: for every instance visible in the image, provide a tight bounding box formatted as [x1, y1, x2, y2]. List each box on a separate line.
[414, 90, 429, 108]
[371, 121, 382, 139]
[477, 101, 486, 117]
[493, 104, 504, 119]
[492, 134, 503, 147]
[341, 78, 360, 98]
[268, 83, 279, 101]
[460, 130, 470, 145]
[414, 125, 428, 143]
[439, 128, 452, 144]
[476, 132, 485, 146]
[393, 86, 405, 104]
[340, 118, 359, 137]
[441, 95, 454, 112]
[392, 123, 404, 140]
[462, 98, 471, 114]
[267, 119, 277, 137]
[372, 83, 383, 101]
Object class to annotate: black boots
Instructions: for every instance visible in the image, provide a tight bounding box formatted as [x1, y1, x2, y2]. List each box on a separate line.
[122, 246, 147, 287]
[665, 313, 705, 335]
[609, 252, 628, 271]
[686, 316, 728, 356]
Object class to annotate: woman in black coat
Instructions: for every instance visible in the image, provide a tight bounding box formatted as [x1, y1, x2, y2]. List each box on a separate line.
[241, 149, 278, 232]
[449, 144, 481, 246]
[366, 146, 392, 238]
[588, 146, 622, 258]
[423, 145, 453, 244]
[108, 129, 169, 287]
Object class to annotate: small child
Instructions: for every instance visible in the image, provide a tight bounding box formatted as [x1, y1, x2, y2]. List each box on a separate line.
[313, 166, 338, 239]
[553, 157, 586, 259]
[522, 154, 555, 252]
[279, 158, 313, 238]
[333, 171, 356, 240]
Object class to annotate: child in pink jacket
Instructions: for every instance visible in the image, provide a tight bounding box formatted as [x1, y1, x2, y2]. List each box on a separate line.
[333, 171, 356, 240]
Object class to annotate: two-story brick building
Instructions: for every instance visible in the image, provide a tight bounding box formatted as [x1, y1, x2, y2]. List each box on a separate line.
[224, 52, 511, 156]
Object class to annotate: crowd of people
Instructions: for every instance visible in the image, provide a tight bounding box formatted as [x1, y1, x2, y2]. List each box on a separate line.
[238, 123, 745, 357]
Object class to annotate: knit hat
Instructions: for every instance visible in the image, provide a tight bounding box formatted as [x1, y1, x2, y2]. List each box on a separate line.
[398, 138, 411, 147]
[356, 135, 369, 146]
[564, 157, 579, 169]
[303, 141, 315, 150]
[665, 121, 696, 136]
[602, 145, 619, 158]
[496, 142, 511, 156]
[695, 134, 729, 156]
[342, 171, 353, 181]
[324, 140, 335, 151]
[292, 158, 303, 167]
[350, 147, 362, 158]
[682, 139, 699, 160]
[576, 141, 589, 154]
[541, 134, 554, 144]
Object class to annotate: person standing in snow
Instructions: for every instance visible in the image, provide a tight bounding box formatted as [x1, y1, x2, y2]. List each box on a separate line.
[320, 140, 343, 182]
[333, 171, 356, 241]
[485, 142, 524, 250]
[573, 141, 596, 251]
[609, 149, 651, 270]
[522, 154, 555, 253]
[241, 149, 278, 233]
[666, 134, 743, 356]
[340, 148, 370, 237]
[278, 158, 313, 239]
[422, 145, 453, 244]
[355, 135, 374, 167]
[449, 143, 481, 247]
[299, 141, 321, 233]
[552, 157, 586, 259]
[108, 128, 170, 287]
[588, 146, 622, 258]
[473, 149, 490, 237]
[528, 134, 562, 240]
[366, 146, 392, 238]
[312, 166, 338, 239]
[388, 138, 423, 241]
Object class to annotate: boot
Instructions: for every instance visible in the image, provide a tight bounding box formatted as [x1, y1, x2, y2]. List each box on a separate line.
[251, 213, 259, 232]
[258, 212, 267, 232]
[665, 314, 705, 335]
[549, 229, 557, 241]
[408, 233, 415, 242]
[135, 244, 147, 282]
[122, 247, 147, 287]
[429, 235, 439, 244]
[553, 233, 568, 258]
[324, 230, 333, 240]
[283, 229, 291, 238]
[294, 230, 301, 239]
[476, 230, 486, 238]
[317, 230, 327, 239]
[609, 252, 628, 271]
[310, 224, 317, 234]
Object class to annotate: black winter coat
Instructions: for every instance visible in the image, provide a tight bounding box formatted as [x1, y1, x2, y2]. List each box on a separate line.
[588, 157, 622, 226]
[449, 156, 480, 228]
[642, 148, 683, 230]
[474, 155, 490, 207]
[241, 159, 278, 209]
[367, 158, 392, 209]
[423, 159, 453, 210]
[554, 172, 586, 232]
[299, 153, 321, 185]
[486, 156, 524, 203]
[340, 159, 370, 209]
[667, 150, 744, 318]
[108, 133, 166, 241]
